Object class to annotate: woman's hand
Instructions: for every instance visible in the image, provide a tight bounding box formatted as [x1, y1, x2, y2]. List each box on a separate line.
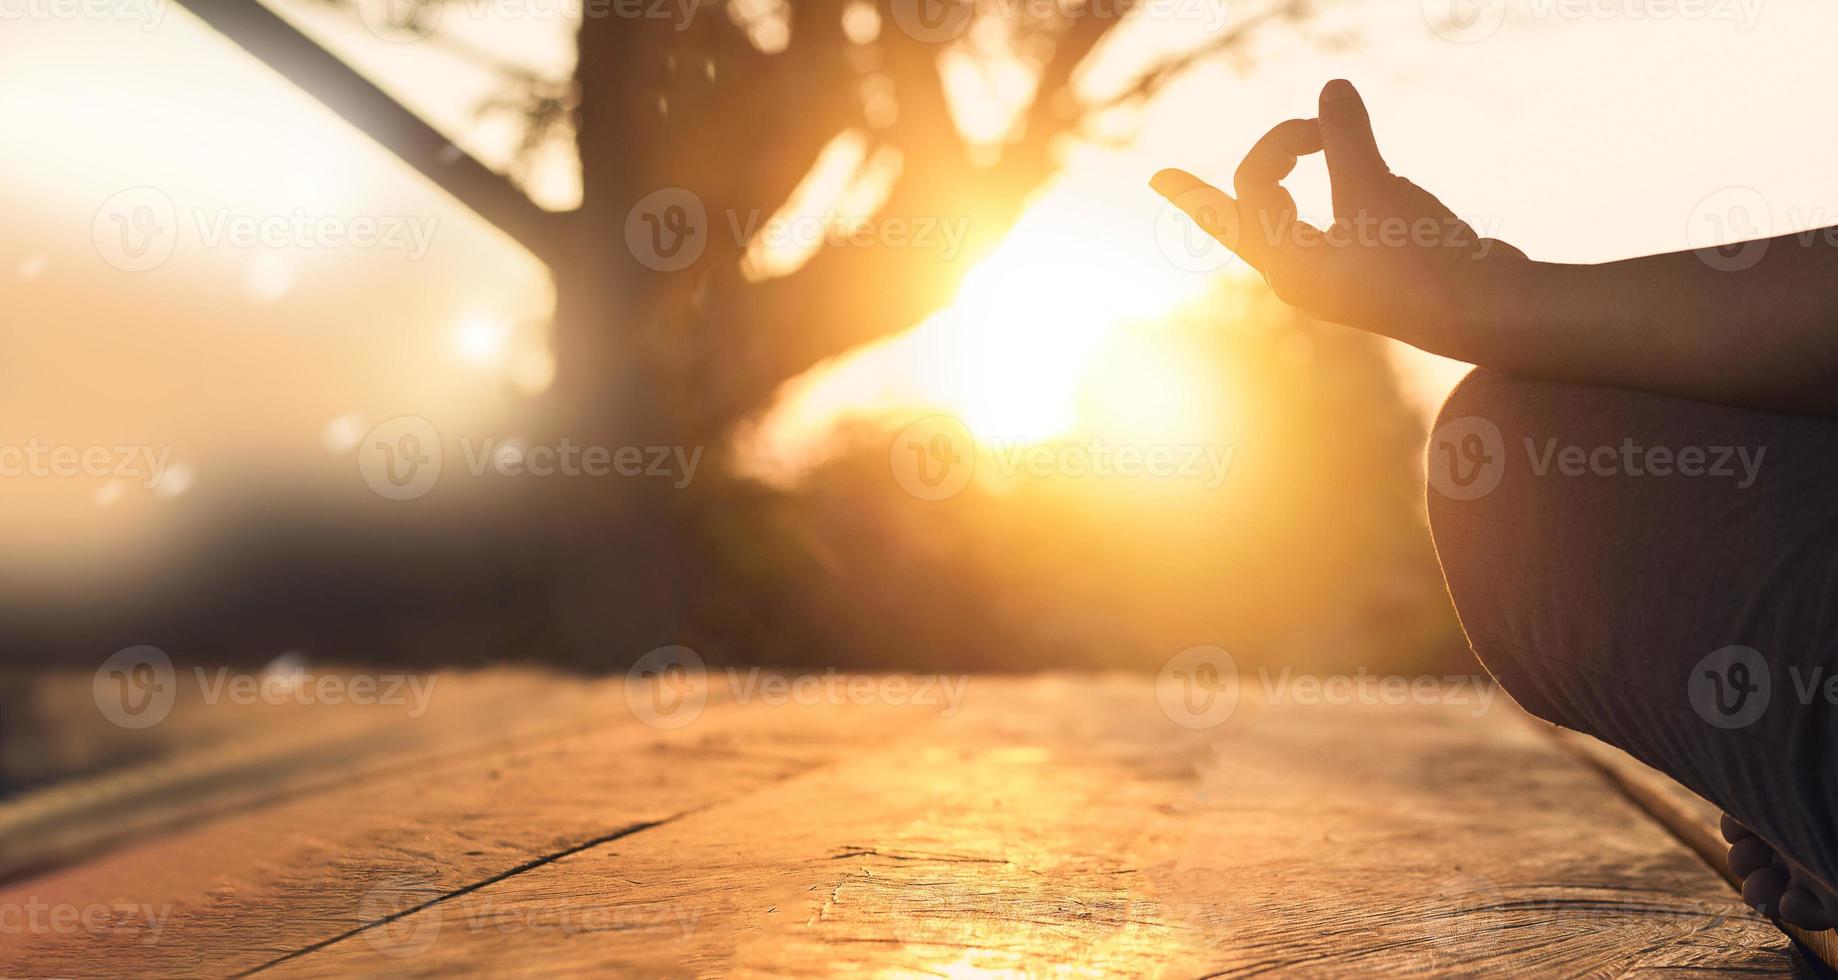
[1151, 79, 1526, 361]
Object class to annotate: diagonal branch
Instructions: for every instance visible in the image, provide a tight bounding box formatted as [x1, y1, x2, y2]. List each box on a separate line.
[173, 0, 564, 266]
[1092, 2, 1303, 112]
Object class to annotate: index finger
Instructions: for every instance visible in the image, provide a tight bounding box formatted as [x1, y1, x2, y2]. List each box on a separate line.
[1152, 168, 1252, 262]
[1233, 118, 1323, 193]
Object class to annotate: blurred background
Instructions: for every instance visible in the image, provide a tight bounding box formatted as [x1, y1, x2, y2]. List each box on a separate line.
[2, 0, 1834, 802]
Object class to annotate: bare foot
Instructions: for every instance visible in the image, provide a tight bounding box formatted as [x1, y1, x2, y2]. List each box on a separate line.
[1724, 813, 1838, 930]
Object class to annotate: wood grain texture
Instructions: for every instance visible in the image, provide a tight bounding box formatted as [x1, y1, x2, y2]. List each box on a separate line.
[0, 669, 631, 882]
[0, 682, 939, 978]
[220, 675, 1793, 978]
[1555, 728, 1838, 973]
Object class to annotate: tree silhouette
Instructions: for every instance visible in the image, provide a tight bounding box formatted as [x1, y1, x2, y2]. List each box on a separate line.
[166, 0, 1322, 667]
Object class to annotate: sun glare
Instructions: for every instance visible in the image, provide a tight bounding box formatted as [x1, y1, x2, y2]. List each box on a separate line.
[454, 314, 511, 365]
[734, 188, 1220, 487]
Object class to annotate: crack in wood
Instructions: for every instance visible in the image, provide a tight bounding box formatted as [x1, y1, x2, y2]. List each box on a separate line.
[230, 817, 673, 978]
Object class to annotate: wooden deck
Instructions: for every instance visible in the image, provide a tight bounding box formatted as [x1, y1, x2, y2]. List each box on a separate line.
[0, 672, 1817, 977]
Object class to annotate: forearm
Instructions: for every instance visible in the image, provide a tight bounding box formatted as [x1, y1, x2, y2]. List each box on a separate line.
[1462, 236, 1838, 416]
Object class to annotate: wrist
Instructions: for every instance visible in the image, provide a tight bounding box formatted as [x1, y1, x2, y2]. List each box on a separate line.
[1451, 252, 1550, 368]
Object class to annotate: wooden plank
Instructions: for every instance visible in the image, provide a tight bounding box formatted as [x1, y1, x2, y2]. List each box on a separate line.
[1555, 728, 1838, 971]
[0, 686, 940, 978]
[0, 668, 636, 882]
[249, 675, 1794, 977]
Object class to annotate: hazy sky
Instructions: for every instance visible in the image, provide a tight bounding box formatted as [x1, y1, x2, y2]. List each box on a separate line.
[5, 0, 1836, 571]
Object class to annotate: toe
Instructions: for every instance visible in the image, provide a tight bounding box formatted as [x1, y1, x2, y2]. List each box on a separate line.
[1744, 867, 1790, 917]
[1780, 887, 1834, 930]
[1820, 886, 1838, 922]
[1722, 813, 1756, 844]
[1729, 837, 1777, 879]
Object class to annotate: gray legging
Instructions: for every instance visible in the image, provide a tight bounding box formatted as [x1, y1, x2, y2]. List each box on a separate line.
[1427, 369, 1838, 889]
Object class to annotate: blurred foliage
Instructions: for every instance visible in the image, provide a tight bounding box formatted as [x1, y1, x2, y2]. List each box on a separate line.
[698, 281, 1468, 676]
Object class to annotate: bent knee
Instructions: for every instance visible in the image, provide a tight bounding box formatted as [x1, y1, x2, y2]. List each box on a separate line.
[1424, 368, 1578, 727]
[1422, 368, 1556, 621]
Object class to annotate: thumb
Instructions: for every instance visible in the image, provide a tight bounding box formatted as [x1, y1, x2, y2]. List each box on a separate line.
[1318, 79, 1390, 220]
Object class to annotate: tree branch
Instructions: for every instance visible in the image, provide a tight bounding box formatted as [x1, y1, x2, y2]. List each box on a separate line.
[173, 0, 564, 265]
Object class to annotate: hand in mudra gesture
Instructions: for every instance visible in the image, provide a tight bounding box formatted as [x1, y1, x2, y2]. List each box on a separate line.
[1152, 80, 1525, 360]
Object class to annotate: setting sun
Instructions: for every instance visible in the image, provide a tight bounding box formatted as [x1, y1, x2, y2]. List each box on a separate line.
[736, 188, 1219, 485]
